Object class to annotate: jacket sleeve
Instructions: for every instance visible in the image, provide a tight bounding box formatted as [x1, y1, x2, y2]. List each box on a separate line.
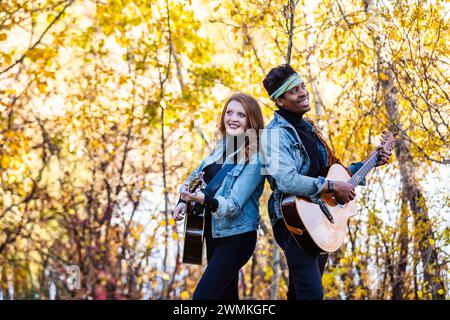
[348, 162, 366, 186]
[212, 158, 264, 219]
[260, 128, 326, 198]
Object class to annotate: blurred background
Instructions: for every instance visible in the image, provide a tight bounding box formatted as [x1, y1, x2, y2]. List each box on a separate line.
[0, 0, 448, 300]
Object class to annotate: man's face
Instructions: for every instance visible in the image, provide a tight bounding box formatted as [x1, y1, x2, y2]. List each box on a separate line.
[275, 80, 310, 114]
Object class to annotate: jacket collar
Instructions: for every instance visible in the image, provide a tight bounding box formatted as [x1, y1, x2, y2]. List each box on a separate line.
[273, 111, 315, 132]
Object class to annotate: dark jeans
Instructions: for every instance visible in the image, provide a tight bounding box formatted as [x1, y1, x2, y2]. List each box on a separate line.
[193, 230, 256, 300]
[273, 219, 328, 300]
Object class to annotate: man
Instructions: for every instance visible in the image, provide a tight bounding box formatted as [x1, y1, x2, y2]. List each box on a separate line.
[260, 64, 391, 300]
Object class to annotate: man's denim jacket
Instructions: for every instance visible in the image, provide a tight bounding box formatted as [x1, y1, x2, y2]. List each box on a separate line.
[180, 140, 264, 238]
[260, 112, 365, 226]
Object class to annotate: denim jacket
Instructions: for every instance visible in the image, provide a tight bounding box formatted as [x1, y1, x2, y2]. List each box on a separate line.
[180, 140, 264, 238]
[260, 112, 365, 226]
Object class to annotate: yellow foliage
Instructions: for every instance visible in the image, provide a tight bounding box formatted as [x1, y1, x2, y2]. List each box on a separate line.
[379, 72, 389, 81]
[180, 291, 189, 299]
[38, 83, 47, 94]
[1, 156, 11, 169]
[263, 266, 273, 281]
[0, 0, 448, 301]
[7, 174, 17, 184]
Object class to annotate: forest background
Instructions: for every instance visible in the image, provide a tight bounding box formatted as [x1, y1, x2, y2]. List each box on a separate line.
[0, 0, 449, 300]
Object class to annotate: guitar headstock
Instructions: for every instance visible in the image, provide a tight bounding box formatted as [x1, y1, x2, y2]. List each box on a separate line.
[188, 171, 205, 193]
[380, 130, 395, 152]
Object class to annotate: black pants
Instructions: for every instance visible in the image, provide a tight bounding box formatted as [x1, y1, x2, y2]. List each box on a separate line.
[273, 219, 328, 300]
[193, 230, 256, 300]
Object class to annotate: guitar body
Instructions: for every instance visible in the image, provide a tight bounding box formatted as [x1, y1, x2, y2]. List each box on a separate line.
[281, 163, 358, 255]
[182, 202, 205, 265]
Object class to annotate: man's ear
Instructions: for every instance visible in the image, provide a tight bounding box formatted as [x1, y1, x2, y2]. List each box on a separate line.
[275, 98, 283, 108]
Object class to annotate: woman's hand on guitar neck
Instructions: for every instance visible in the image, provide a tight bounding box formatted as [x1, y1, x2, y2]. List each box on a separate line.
[174, 203, 187, 221]
[180, 189, 206, 204]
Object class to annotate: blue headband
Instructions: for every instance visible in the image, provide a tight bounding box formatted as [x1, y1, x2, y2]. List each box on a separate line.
[269, 73, 303, 101]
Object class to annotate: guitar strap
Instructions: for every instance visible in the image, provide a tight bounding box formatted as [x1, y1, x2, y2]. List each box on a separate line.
[202, 163, 236, 198]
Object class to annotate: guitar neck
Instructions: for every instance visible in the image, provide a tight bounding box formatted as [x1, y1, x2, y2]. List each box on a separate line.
[347, 152, 379, 188]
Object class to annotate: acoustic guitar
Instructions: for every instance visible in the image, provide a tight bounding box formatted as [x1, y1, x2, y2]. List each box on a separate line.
[182, 171, 206, 265]
[281, 131, 395, 255]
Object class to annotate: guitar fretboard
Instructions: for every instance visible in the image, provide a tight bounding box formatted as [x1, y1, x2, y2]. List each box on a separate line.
[347, 152, 379, 188]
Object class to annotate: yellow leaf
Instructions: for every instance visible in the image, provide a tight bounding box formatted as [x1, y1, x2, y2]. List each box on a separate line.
[119, 75, 127, 85]
[379, 72, 389, 81]
[438, 289, 444, 295]
[417, 290, 423, 299]
[1, 156, 11, 169]
[38, 83, 47, 94]
[47, 14, 56, 24]
[169, 218, 176, 226]
[0, 33, 7, 41]
[428, 238, 435, 246]
[263, 266, 273, 281]
[3, 53, 12, 64]
[7, 173, 17, 184]
[180, 291, 189, 299]
[12, 159, 21, 170]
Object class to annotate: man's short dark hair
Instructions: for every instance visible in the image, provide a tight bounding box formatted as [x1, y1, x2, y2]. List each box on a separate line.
[262, 64, 297, 98]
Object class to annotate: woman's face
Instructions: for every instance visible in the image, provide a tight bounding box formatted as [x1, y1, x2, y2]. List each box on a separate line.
[224, 100, 247, 136]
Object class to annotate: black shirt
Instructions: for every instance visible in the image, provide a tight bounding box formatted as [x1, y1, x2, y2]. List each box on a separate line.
[276, 108, 322, 178]
[178, 135, 242, 207]
[179, 136, 242, 236]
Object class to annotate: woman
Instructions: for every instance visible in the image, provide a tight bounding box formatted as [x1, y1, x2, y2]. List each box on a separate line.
[173, 92, 265, 300]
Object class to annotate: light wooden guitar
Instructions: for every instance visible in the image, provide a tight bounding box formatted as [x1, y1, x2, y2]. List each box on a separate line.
[281, 131, 395, 255]
[182, 171, 206, 265]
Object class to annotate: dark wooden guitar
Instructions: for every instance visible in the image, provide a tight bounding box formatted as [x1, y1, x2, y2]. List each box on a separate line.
[281, 131, 395, 255]
[182, 171, 206, 265]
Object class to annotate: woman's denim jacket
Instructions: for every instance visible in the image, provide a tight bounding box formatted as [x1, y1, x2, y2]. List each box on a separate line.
[261, 112, 365, 226]
[180, 140, 264, 238]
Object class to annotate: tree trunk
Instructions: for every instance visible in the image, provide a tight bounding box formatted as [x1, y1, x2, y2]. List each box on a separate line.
[284, 0, 299, 65]
[270, 245, 280, 299]
[392, 194, 409, 299]
[381, 67, 444, 299]
[160, 100, 171, 299]
[303, 1, 324, 122]
[364, 0, 445, 299]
